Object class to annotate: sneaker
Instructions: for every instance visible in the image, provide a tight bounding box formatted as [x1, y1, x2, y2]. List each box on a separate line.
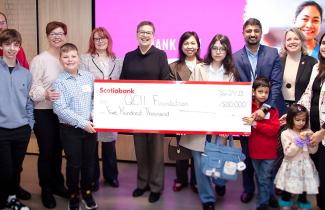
[82, 190, 98, 210]
[278, 198, 293, 210]
[6, 198, 30, 210]
[297, 201, 312, 210]
[68, 193, 80, 210]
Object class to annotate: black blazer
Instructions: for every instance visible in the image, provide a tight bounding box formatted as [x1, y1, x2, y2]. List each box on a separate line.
[280, 54, 317, 101]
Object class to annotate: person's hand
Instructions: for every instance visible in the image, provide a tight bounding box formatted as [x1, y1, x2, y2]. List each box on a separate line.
[219, 134, 229, 138]
[300, 130, 313, 140]
[84, 121, 96, 133]
[310, 129, 325, 146]
[243, 117, 256, 126]
[279, 114, 287, 126]
[46, 89, 60, 101]
[251, 109, 265, 121]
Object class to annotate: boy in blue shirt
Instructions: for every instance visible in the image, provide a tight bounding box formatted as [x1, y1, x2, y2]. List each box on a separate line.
[0, 29, 34, 210]
[53, 43, 97, 210]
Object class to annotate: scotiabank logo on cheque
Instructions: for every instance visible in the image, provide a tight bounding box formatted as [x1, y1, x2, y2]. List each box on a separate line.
[99, 87, 135, 94]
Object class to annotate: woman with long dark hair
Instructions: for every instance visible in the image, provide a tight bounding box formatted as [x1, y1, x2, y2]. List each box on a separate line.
[180, 34, 239, 210]
[169, 31, 202, 193]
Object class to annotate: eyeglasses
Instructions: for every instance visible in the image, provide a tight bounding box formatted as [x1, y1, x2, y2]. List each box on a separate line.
[138, 30, 153, 36]
[49, 32, 65, 37]
[212, 46, 226, 53]
[93, 37, 107, 43]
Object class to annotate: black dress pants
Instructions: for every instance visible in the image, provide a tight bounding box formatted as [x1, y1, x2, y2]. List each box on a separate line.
[0, 125, 31, 208]
[60, 125, 97, 194]
[34, 109, 65, 190]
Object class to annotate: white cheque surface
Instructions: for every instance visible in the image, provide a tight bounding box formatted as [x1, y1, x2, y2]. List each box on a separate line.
[94, 81, 252, 135]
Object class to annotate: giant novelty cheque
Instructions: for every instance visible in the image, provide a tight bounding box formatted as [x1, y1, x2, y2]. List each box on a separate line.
[94, 80, 252, 135]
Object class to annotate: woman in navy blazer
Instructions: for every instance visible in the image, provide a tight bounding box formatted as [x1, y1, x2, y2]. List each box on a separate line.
[278, 27, 317, 113]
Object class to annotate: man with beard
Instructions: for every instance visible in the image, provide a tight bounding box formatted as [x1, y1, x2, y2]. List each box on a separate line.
[233, 18, 283, 209]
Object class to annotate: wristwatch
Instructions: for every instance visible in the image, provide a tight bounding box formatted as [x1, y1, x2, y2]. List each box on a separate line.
[261, 104, 271, 114]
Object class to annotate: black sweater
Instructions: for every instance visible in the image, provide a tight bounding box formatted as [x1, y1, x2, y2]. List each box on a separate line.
[120, 46, 170, 80]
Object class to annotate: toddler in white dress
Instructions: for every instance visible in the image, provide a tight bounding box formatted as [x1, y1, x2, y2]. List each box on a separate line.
[274, 104, 319, 210]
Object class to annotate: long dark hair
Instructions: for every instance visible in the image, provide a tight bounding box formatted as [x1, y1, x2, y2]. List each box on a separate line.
[317, 33, 325, 79]
[287, 103, 309, 130]
[176, 31, 202, 64]
[204, 34, 239, 81]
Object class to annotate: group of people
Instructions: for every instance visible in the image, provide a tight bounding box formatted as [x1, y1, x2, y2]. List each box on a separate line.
[0, 1, 325, 210]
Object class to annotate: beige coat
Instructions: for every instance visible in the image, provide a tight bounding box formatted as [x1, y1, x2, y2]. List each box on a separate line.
[179, 63, 236, 152]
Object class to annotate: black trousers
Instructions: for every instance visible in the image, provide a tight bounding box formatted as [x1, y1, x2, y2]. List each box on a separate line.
[0, 125, 31, 208]
[317, 144, 325, 209]
[175, 134, 196, 185]
[240, 136, 255, 193]
[60, 125, 97, 194]
[33, 109, 65, 190]
[94, 141, 118, 183]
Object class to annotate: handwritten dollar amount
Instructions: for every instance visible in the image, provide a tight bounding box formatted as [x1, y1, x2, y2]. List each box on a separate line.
[219, 101, 247, 108]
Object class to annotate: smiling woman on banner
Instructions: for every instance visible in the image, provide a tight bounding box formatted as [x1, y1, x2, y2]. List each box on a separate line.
[293, 1, 323, 59]
[80, 27, 122, 191]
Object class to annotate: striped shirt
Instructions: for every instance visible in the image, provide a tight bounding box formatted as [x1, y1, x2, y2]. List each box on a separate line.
[53, 70, 94, 129]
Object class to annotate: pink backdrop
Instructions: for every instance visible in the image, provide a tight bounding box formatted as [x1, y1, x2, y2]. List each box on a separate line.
[95, 0, 246, 59]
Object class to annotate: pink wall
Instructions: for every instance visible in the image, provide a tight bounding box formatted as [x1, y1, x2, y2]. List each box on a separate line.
[95, 0, 246, 59]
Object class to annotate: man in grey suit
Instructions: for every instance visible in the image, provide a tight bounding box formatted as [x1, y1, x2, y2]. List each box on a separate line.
[233, 18, 283, 208]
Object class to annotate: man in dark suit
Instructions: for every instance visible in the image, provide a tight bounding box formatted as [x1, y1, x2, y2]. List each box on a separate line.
[233, 18, 283, 207]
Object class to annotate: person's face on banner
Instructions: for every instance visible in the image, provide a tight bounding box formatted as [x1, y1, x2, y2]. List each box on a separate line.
[243, 24, 262, 46]
[137, 25, 154, 49]
[320, 35, 325, 58]
[285, 31, 302, 54]
[294, 5, 321, 41]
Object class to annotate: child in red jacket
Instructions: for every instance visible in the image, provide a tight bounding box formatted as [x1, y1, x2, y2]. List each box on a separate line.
[243, 77, 280, 210]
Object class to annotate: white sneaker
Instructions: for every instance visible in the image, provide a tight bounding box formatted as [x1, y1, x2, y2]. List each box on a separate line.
[6, 198, 30, 210]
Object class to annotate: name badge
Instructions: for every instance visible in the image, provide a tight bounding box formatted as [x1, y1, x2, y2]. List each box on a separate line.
[82, 85, 92, 93]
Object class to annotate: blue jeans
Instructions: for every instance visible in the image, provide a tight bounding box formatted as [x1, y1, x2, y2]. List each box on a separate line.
[192, 150, 226, 203]
[252, 159, 275, 207]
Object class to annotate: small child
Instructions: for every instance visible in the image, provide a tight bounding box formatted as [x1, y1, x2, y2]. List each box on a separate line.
[0, 29, 34, 210]
[274, 104, 319, 210]
[243, 77, 280, 210]
[53, 43, 98, 210]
